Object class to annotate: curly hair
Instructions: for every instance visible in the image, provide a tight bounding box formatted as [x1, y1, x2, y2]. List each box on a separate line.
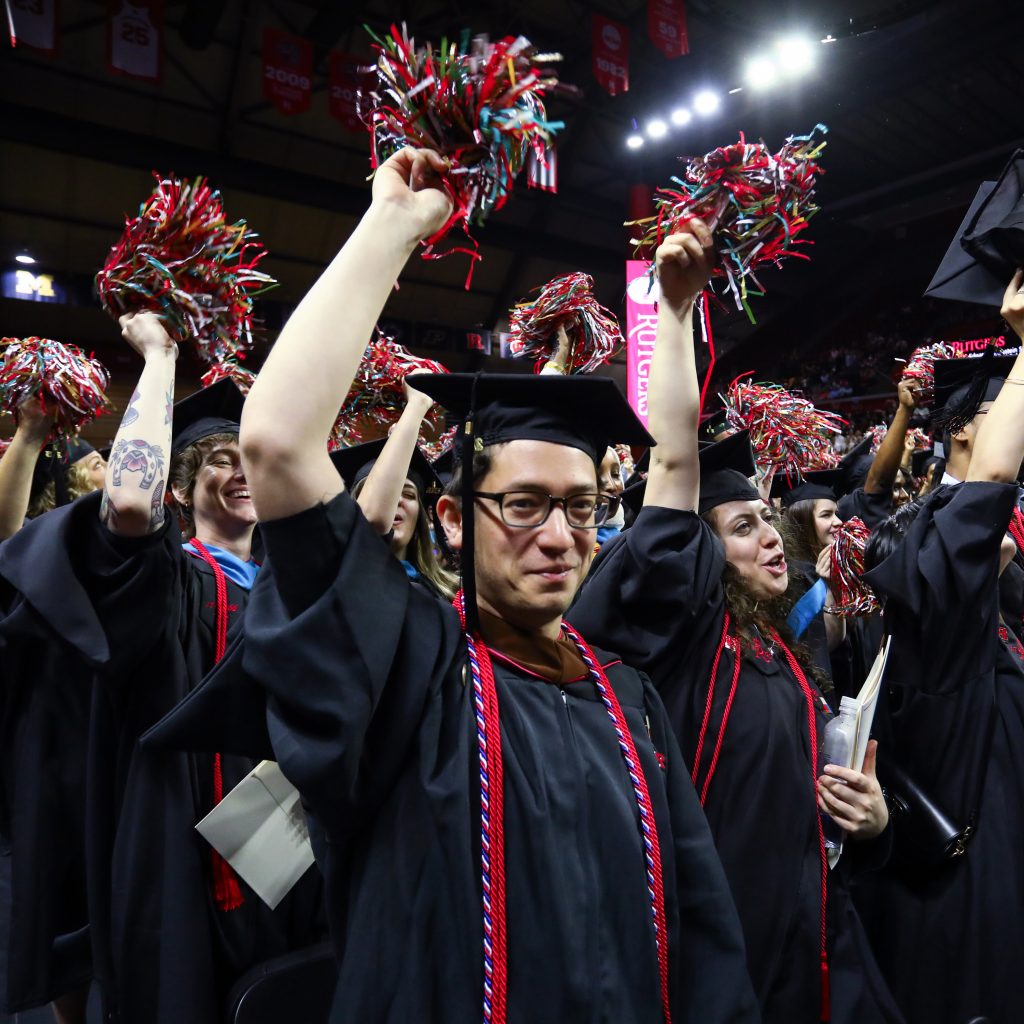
[27, 461, 100, 519]
[167, 432, 238, 540]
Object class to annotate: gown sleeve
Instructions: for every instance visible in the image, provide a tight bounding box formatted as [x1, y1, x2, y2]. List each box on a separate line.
[837, 487, 892, 529]
[570, 505, 726, 686]
[863, 481, 1017, 693]
[242, 491, 463, 838]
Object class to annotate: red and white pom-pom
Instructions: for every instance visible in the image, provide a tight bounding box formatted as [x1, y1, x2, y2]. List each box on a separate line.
[899, 342, 958, 402]
[201, 361, 257, 395]
[508, 272, 623, 374]
[0, 437, 11, 459]
[868, 424, 931, 454]
[724, 376, 846, 480]
[330, 331, 454, 459]
[0, 337, 111, 443]
[96, 174, 276, 365]
[829, 517, 879, 617]
[614, 443, 636, 480]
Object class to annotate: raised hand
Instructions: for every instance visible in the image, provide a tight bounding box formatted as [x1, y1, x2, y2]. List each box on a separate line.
[655, 219, 715, 314]
[1001, 268, 1024, 340]
[371, 148, 454, 245]
[119, 311, 178, 360]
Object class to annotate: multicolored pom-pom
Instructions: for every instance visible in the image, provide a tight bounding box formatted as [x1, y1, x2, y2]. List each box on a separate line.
[508, 272, 623, 374]
[614, 443, 636, 480]
[868, 423, 931, 454]
[829, 517, 880, 617]
[201, 361, 257, 395]
[0, 338, 111, 443]
[96, 174, 276, 365]
[365, 25, 564, 284]
[330, 331, 454, 458]
[629, 125, 827, 320]
[899, 342, 958, 402]
[724, 376, 845, 480]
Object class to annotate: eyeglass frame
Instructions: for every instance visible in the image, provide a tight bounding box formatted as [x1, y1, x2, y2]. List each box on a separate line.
[473, 489, 620, 530]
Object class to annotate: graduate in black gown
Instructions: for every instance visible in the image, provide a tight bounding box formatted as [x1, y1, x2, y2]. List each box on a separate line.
[330, 378, 456, 601]
[859, 272, 1024, 1024]
[165, 147, 758, 1023]
[570, 219, 902, 1024]
[0, 312, 323, 1023]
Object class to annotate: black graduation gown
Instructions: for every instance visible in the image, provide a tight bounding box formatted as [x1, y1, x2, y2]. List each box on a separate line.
[862, 481, 1024, 1024]
[0, 492, 323, 1024]
[152, 490, 759, 1023]
[0, 548, 92, 1011]
[570, 506, 902, 1024]
[837, 488, 891, 530]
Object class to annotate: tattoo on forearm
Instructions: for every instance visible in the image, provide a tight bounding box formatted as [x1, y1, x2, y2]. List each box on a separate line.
[150, 479, 167, 531]
[164, 384, 174, 426]
[122, 387, 141, 427]
[100, 491, 121, 528]
[109, 438, 165, 490]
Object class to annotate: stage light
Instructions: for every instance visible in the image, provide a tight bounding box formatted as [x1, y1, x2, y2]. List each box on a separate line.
[775, 35, 816, 75]
[646, 118, 668, 139]
[693, 90, 720, 115]
[745, 55, 779, 90]
[15, 253, 35, 265]
[626, 134, 645, 150]
[670, 107, 692, 126]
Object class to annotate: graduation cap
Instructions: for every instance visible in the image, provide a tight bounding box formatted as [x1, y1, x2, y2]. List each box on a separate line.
[771, 469, 843, 508]
[834, 435, 873, 493]
[407, 373, 654, 631]
[911, 448, 943, 479]
[932, 351, 1015, 437]
[925, 150, 1024, 307]
[171, 379, 245, 457]
[620, 430, 758, 517]
[700, 409, 731, 441]
[66, 437, 96, 464]
[329, 437, 442, 497]
[431, 447, 455, 488]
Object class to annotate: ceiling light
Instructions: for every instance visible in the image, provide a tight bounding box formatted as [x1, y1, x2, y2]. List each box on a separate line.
[745, 55, 779, 90]
[626, 134, 645, 150]
[693, 90, 720, 116]
[670, 107, 692, 126]
[775, 35, 816, 75]
[646, 118, 668, 139]
[15, 253, 35, 265]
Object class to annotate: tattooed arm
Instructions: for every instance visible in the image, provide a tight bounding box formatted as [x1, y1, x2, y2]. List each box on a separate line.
[101, 312, 177, 536]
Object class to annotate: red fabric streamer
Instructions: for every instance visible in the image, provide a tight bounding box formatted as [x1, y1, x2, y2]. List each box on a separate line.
[829, 517, 879, 617]
[508, 272, 623, 374]
[868, 424, 930, 455]
[364, 26, 566, 286]
[724, 376, 845, 480]
[629, 125, 827, 320]
[96, 174, 276, 365]
[899, 341, 958, 402]
[0, 337, 111, 444]
[330, 331, 454, 458]
[200, 361, 256, 395]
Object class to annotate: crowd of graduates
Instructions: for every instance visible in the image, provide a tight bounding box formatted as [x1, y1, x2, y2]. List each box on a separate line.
[2, 143, 1024, 1024]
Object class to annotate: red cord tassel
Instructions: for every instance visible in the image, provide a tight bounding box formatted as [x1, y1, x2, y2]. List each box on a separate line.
[820, 952, 830, 1021]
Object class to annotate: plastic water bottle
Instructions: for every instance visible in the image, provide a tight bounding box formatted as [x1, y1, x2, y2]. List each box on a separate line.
[821, 696, 859, 851]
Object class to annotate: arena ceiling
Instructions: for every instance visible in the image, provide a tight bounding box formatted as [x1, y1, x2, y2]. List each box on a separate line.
[1, 0, 1020, 408]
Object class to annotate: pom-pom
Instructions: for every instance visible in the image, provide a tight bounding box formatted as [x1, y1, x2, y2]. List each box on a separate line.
[365, 25, 565, 284]
[96, 174, 276, 365]
[868, 423, 931, 454]
[201, 361, 257, 395]
[0, 337, 111, 443]
[0, 437, 10, 459]
[724, 376, 845, 480]
[899, 342, 958, 402]
[829, 517, 880, 617]
[330, 331, 454, 458]
[508, 272, 623, 374]
[614, 443, 635, 480]
[629, 125, 827, 320]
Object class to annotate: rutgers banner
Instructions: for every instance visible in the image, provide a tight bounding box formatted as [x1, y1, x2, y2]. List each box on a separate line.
[5, 0, 57, 52]
[263, 27, 312, 116]
[591, 13, 628, 96]
[107, 0, 162, 81]
[328, 52, 368, 133]
[625, 261, 660, 427]
[648, 0, 689, 59]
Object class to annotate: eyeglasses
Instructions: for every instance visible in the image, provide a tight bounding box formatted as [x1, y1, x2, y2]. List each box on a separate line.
[474, 490, 619, 530]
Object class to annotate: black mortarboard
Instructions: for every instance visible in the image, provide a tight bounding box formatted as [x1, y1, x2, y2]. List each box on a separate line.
[911, 448, 942, 478]
[407, 374, 655, 464]
[329, 437, 441, 497]
[932, 352, 1014, 437]
[408, 373, 654, 633]
[620, 430, 758, 516]
[700, 410, 731, 441]
[431, 447, 455, 488]
[771, 469, 843, 508]
[925, 151, 1024, 307]
[66, 437, 96, 464]
[835, 435, 873, 493]
[171, 379, 245, 457]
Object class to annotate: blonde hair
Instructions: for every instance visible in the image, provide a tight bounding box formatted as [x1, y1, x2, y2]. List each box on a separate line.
[27, 461, 100, 519]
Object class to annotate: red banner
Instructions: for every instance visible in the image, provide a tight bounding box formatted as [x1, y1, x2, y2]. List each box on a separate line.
[6, 0, 58, 52]
[262, 27, 312, 116]
[648, 0, 688, 59]
[591, 14, 628, 96]
[107, 0, 162, 82]
[328, 52, 368, 133]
